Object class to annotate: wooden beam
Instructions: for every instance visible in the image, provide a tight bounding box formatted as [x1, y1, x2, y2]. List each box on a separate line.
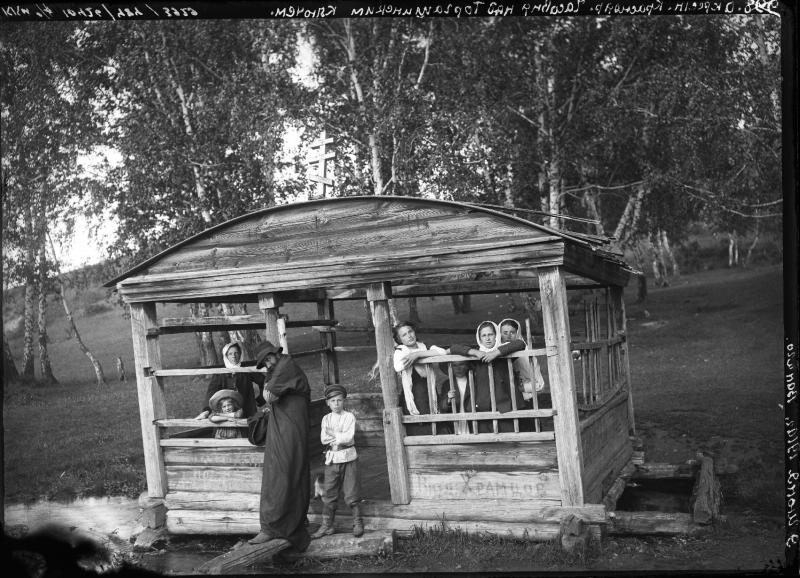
[691, 453, 721, 525]
[402, 431, 555, 445]
[154, 367, 266, 377]
[563, 243, 631, 288]
[538, 266, 585, 507]
[258, 292, 282, 348]
[196, 539, 291, 574]
[607, 511, 703, 536]
[116, 240, 565, 303]
[612, 286, 636, 435]
[401, 408, 556, 423]
[150, 316, 338, 336]
[366, 282, 409, 505]
[130, 303, 168, 498]
[602, 461, 637, 512]
[277, 531, 396, 561]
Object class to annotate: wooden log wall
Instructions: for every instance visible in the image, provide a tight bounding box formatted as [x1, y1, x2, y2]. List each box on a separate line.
[580, 392, 632, 503]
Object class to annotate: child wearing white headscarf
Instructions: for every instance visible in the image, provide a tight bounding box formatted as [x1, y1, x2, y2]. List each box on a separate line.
[498, 318, 545, 398]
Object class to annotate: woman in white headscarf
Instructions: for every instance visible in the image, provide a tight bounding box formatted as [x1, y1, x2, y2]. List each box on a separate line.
[449, 321, 526, 433]
[195, 341, 265, 421]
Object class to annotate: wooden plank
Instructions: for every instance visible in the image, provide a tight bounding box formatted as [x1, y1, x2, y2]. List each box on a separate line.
[602, 460, 637, 512]
[579, 390, 629, 432]
[405, 441, 558, 470]
[197, 539, 291, 574]
[537, 267, 584, 506]
[691, 454, 721, 525]
[168, 492, 597, 524]
[584, 440, 633, 504]
[167, 509, 564, 541]
[581, 397, 630, 485]
[161, 438, 256, 448]
[563, 242, 631, 288]
[607, 511, 700, 536]
[139, 208, 561, 278]
[166, 465, 262, 493]
[156, 418, 247, 428]
[402, 431, 555, 445]
[166, 491, 261, 511]
[153, 367, 266, 377]
[163, 448, 264, 466]
[278, 531, 396, 561]
[401, 409, 555, 423]
[130, 303, 168, 498]
[407, 469, 562, 501]
[612, 286, 636, 435]
[333, 345, 376, 353]
[117, 242, 565, 303]
[382, 407, 411, 504]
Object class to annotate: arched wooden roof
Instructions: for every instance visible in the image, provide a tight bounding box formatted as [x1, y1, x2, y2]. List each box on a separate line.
[106, 196, 633, 303]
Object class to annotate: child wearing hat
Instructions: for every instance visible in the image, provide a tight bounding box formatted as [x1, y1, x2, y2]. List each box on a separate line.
[208, 389, 245, 439]
[311, 384, 364, 539]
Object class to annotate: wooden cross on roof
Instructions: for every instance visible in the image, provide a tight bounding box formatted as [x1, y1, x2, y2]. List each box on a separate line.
[307, 130, 335, 199]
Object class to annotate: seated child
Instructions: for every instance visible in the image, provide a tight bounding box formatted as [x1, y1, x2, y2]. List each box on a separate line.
[312, 384, 364, 539]
[208, 389, 244, 439]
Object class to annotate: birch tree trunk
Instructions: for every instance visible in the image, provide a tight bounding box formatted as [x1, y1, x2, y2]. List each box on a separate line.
[22, 201, 36, 377]
[4, 333, 19, 382]
[744, 220, 761, 267]
[48, 236, 106, 387]
[36, 244, 57, 384]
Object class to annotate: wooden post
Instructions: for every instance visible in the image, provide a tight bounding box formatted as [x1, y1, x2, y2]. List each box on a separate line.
[367, 282, 410, 504]
[258, 293, 283, 348]
[611, 286, 635, 435]
[130, 302, 167, 498]
[538, 266, 585, 507]
[277, 315, 289, 354]
[317, 297, 339, 385]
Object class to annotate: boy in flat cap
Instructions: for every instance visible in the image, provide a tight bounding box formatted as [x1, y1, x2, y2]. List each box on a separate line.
[311, 384, 364, 539]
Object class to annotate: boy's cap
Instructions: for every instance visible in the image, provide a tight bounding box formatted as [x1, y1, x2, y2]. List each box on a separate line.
[324, 384, 348, 399]
[254, 340, 282, 368]
[209, 389, 243, 410]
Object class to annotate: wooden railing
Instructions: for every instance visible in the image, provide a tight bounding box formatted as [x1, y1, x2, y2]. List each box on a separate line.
[398, 352, 556, 443]
[572, 334, 628, 411]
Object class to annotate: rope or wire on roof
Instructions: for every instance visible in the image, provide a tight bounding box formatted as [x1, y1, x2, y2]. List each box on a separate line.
[468, 202, 601, 225]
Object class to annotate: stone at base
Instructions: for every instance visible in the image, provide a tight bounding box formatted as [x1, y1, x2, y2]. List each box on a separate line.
[133, 527, 169, 552]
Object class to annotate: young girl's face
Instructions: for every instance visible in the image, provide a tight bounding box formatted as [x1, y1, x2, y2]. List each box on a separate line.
[500, 324, 518, 344]
[226, 346, 241, 364]
[326, 394, 345, 414]
[220, 398, 236, 413]
[397, 325, 417, 347]
[479, 326, 497, 349]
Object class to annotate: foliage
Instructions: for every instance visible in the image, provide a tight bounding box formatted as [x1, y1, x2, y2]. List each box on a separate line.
[86, 20, 309, 263]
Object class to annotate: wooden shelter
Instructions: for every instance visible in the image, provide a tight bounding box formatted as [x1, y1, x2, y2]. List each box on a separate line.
[106, 196, 639, 541]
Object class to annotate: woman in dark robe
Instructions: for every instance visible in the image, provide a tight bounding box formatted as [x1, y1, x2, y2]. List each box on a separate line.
[449, 321, 526, 433]
[247, 340, 311, 552]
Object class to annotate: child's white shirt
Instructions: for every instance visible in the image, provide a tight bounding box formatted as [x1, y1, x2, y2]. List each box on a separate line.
[393, 342, 447, 415]
[320, 410, 358, 465]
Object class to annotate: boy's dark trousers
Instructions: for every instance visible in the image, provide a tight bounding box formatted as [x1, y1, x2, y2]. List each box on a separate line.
[321, 458, 361, 508]
[314, 458, 363, 537]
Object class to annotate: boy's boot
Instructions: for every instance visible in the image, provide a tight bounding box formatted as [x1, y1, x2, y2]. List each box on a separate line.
[311, 505, 336, 539]
[351, 502, 364, 538]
